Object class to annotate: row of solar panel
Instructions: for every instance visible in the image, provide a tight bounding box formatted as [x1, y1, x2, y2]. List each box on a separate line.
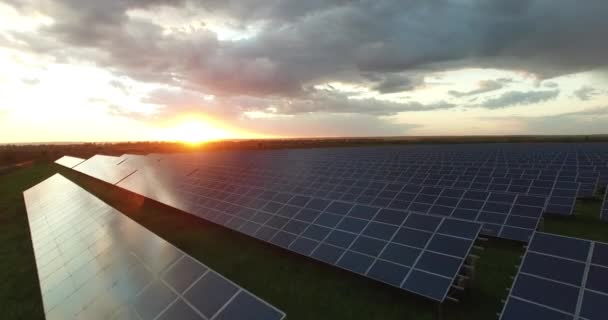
[201, 153, 608, 169]
[58, 155, 547, 241]
[251, 159, 607, 173]
[180, 168, 543, 243]
[265, 148, 608, 160]
[190, 163, 579, 216]
[23, 174, 285, 320]
[59, 156, 482, 303]
[194, 154, 607, 175]
[500, 232, 608, 320]
[229, 162, 601, 197]
[183, 155, 601, 199]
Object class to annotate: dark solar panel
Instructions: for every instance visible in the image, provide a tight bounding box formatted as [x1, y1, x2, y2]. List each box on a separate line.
[122, 167, 482, 302]
[23, 174, 285, 320]
[54, 156, 85, 169]
[179, 164, 543, 243]
[500, 232, 608, 320]
[601, 186, 608, 222]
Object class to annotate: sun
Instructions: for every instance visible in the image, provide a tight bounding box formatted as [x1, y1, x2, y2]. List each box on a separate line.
[164, 118, 233, 146]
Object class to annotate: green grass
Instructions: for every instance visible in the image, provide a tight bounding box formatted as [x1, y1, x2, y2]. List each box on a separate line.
[543, 198, 608, 242]
[1, 163, 607, 319]
[0, 163, 56, 320]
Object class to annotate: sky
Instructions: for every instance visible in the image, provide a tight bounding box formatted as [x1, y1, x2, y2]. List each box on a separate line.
[1, 0, 607, 143]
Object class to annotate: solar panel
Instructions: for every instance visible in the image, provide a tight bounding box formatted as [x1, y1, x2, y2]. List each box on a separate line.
[116, 161, 200, 213]
[601, 186, 608, 222]
[181, 164, 543, 243]
[73, 155, 137, 185]
[500, 232, 608, 320]
[117, 166, 482, 302]
[23, 174, 285, 320]
[55, 156, 85, 169]
[69, 149, 553, 242]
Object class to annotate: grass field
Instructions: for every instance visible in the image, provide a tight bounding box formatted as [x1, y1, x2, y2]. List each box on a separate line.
[1, 162, 607, 320]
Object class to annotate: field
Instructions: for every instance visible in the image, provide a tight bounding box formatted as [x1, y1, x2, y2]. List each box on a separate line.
[1, 161, 607, 320]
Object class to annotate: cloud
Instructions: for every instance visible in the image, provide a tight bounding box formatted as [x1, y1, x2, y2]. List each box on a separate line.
[237, 113, 421, 138]
[21, 78, 40, 85]
[366, 73, 421, 94]
[264, 90, 458, 116]
[448, 79, 509, 97]
[108, 80, 131, 94]
[3, 0, 608, 139]
[133, 87, 459, 119]
[542, 81, 559, 88]
[7, 0, 608, 100]
[573, 86, 600, 101]
[517, 106, 608, 135]
[481, 90, 560, 109]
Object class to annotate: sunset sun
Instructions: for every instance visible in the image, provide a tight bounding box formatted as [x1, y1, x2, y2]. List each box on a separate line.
[163, 118, 232, 145]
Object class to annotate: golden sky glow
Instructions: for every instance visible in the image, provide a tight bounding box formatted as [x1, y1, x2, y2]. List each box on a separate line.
[1, 1, 608, 143]
[152, 114, 266, 145]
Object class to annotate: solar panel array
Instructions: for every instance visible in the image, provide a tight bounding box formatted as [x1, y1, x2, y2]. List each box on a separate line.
[114, 161, 484, 302]
[72, 154, 137, 185]
[500, 232, 608, 320]
[601, 186, 608, 222]
[55, 156, 85, 169]
[24, 174, 285, 320]
[182, 164, 543, 242]
[60, 143, 608, 303]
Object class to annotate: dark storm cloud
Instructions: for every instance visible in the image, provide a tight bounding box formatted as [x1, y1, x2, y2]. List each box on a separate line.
[5, 0, 608, 117]
[481, 90, 560, 109]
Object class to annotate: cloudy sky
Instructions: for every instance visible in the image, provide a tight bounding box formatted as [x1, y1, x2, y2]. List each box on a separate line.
[1, 0, 607, 143]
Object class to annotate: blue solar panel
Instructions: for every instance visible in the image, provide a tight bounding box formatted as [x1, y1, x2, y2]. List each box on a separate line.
[500, 232, 608, 320]
[60, 144, 608, 303]
[117, 167, 482, 302]
[174, 164, 543, 243]
[601, 186, 608, 222]
[23, 174, 285, 320]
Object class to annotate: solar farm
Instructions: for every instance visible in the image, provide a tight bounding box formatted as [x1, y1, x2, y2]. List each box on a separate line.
[2, 142, 608, 319]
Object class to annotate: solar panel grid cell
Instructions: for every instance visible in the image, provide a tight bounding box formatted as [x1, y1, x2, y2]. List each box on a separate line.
[500, 232, 608, 320]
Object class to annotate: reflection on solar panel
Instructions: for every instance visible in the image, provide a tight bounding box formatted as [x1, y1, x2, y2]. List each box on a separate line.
[23, 174, 285, 320]
[499, 232, 608, 320]
[54, 156, 85, 169]
[601, 186, 608, 222]
[118, 169, 481, 302]
[117, 162, 199, 213]
[73, 155, 137, 185]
